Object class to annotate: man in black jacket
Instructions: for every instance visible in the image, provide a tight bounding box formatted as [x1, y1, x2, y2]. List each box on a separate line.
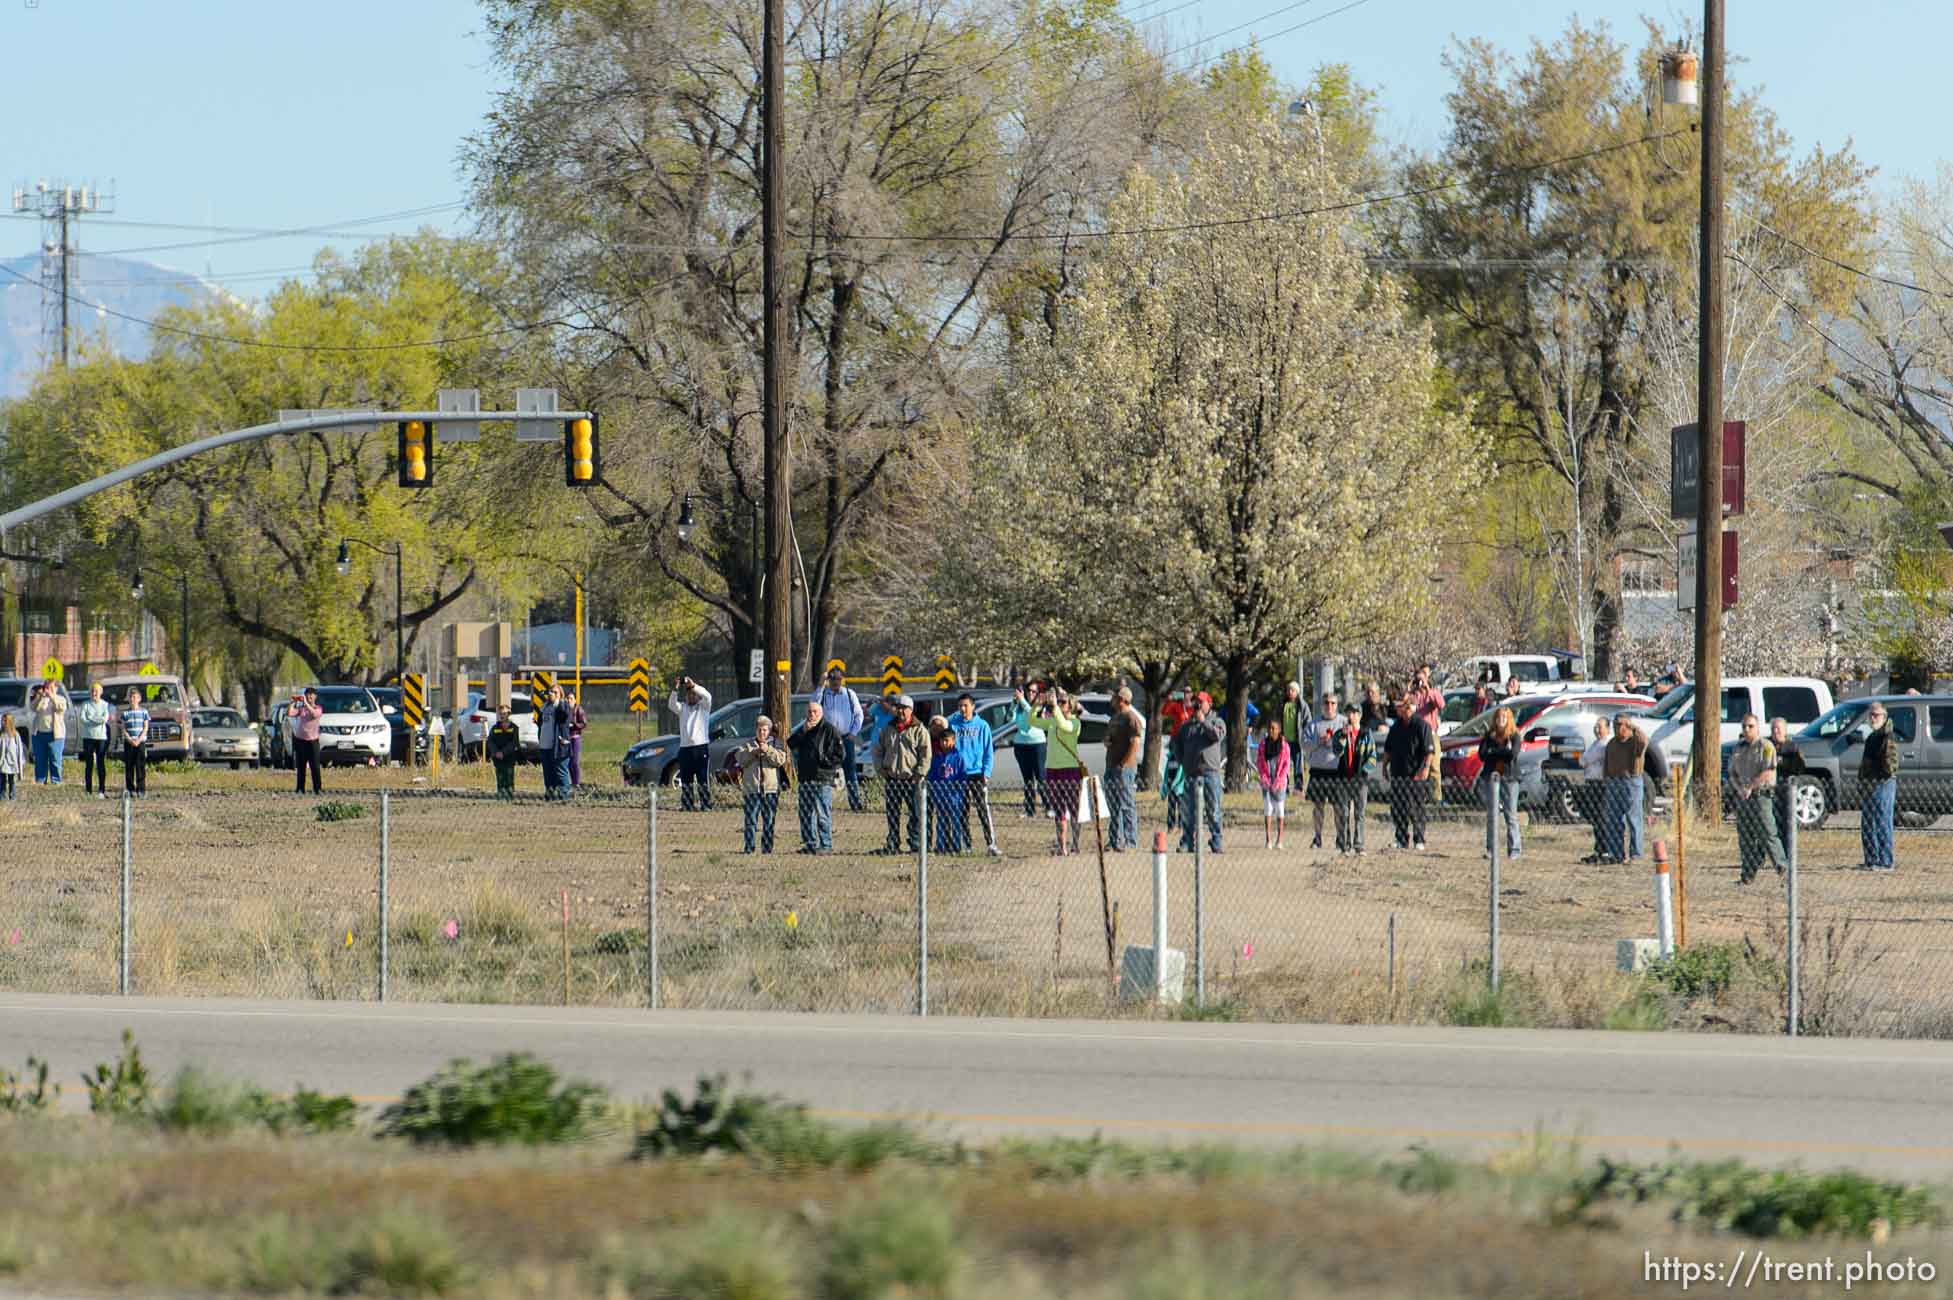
[1383, 697, 1434, 850]
[788, 700, 846, 854]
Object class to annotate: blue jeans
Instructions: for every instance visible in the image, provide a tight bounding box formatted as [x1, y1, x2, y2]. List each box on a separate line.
[1484, 773, 1519, 856]
[1180, 771, 1222, 853]
[1861, 777, 1896, 868]
[841, 735, 864, 810]
[743, 791, 778, 852]
[1600, 775, 1644, 861]
[677, 744, 712, 810]
[797, 781, 833, 850]
[29, 733, 50, 783]
[1104, 766, 1138, 849]
[931, 780, 968, 853]
[46, 736, 62, 784]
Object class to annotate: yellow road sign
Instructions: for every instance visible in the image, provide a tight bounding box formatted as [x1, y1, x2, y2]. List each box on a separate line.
[881, 654, 903, 697]
[934, 654, 955, 691]
[400, 673, 426, 728]
[39, 657, 62, 682]
[626, 657, 651, 713]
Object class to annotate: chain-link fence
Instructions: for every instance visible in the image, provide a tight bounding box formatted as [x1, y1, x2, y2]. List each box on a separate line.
[4, 768, 1952, 1037]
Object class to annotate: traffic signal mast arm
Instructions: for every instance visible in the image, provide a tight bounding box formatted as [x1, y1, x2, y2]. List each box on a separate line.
[0, 407, 599, 534]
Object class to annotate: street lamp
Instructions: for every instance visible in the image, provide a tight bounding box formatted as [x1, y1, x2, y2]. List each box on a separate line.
[670, 493, 764, 688]
[336, 537, 405, 684]
[130, 567, 191, 686]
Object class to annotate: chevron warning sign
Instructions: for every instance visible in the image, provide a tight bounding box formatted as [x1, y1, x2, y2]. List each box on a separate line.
[400, 673, 426, 729]
[529, 670, 554, 720]
[627, 658, 652, 713]
[881, 655, 903, 697]
[934, 654, 955, 691]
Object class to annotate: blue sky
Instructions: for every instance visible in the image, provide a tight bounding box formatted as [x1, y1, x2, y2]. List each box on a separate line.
[0, 0, 1937, 298]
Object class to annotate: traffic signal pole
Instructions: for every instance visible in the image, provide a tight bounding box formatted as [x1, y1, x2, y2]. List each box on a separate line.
[0, 408, 599, 534]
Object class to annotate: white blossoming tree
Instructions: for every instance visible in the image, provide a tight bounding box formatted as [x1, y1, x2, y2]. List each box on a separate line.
[952, 123, 1483, 785]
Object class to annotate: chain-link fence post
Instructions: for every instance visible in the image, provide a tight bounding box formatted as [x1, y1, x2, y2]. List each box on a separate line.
[119, 793, 131, 996]
[1193, 777, 1206, 1009]
[1785, 775, 1800, 1037]
[1487, 774, 1501, 993]
[646, 786, 659, 1009]
[378, 790, 390, 1002]
[917, 779, 930, 1017]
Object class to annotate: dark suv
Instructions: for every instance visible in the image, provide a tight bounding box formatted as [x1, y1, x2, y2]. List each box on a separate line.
[368, 687, 431, 764]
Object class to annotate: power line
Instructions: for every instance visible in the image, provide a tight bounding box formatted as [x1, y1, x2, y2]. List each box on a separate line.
[0, 259, 566, 353]
[825, 124, 1687, 244]
[1755, 219, 1953, 301]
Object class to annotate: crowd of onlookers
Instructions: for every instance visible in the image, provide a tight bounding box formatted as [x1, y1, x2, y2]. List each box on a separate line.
[0, 679, 161, 799]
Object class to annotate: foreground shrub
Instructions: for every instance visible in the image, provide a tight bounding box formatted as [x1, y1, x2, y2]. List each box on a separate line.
[153, 1067, 359, 1136]
[594, 1211, 804, 1300]
[1562, 1157, 1943, 1239]
[821, 1190, 961, 1300]
[0, 1056, 58, 1114]
[377, 1054, 608, 1146]
[633, 1074, 954, 1171]
[81, 1030, 155, 1118]
[314, 800, 368, 822]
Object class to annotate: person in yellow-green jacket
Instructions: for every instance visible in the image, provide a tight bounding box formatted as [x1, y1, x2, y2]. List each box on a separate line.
[1032, 688, 1084, 855]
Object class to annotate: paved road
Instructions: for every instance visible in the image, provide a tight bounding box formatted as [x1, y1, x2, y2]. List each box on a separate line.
[5, 994, 1952, 1175]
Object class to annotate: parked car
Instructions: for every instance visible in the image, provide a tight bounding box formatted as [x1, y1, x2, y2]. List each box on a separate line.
[453, 691, 541, 762]
[0, 678, 72, 755]
[96, 673, 194, 761]
[188, 707, 261, 768]
[620, 693, 816, 787]
[1758, 694, 1953, 831]
[367, 686, 431, 764]
[1633, 676, 1833, 775]
[1457, 654, 1563, 688]
[1440, 691, 1655, 806]
[293, 685, 389, 766]
[260, 700, 291, 768]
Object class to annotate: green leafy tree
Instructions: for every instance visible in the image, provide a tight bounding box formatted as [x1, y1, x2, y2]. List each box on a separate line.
[1, 235, 545, 683]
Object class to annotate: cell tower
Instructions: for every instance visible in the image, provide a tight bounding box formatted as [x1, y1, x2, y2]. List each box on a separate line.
[10, 179, 115, 370]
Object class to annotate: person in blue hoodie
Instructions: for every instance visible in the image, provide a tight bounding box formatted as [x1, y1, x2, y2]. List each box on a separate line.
[949, 692, 1002, 857]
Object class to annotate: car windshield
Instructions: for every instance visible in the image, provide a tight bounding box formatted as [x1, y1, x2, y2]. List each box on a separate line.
[121, 682, 184, 706]
[1804, 701, 1870, 739]
[1449, 698, 1549, 740]
[192, 709, 244, 728]
[312, 688, 376, 714]
[1643, 684, 1694, 720]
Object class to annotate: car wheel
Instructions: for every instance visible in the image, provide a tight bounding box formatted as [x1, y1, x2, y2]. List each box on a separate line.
[1546, 780, 1578, 823]
[659, 763, 677, 787]
[1792, 778, 1830, 832]
[230, 762, 240, 770]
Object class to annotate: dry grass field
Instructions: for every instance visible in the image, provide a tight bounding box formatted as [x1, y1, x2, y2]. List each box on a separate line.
[4, 754, 1953, 1035]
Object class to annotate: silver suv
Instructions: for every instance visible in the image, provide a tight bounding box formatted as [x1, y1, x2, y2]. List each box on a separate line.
[1769, 694, 1953, 830]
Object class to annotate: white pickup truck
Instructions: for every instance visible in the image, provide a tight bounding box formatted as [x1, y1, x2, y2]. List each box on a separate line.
[1634, 676, 1834, 773]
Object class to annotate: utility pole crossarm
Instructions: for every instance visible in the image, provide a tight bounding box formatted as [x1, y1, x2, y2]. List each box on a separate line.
[0, 409, 596, 534]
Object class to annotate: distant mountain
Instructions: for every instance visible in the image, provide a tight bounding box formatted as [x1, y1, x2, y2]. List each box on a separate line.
[1, 252, 225, 399]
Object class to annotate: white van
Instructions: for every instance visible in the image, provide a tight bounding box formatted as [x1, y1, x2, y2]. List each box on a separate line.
[1634, 676, 1834, 771]
[1461, 655, 1562, 688]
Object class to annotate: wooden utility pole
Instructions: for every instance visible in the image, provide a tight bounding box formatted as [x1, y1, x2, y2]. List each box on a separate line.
[1691, 0, 1726, 821]
[761, 0, 792, 727]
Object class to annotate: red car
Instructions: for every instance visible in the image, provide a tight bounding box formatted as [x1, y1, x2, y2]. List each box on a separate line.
[1439, 691, 1655, 803]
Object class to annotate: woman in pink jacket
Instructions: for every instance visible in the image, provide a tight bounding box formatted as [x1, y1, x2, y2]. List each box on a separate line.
[1258, 719, 1293, 849]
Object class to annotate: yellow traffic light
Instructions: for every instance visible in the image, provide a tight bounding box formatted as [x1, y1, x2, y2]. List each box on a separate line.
[563, 415, 600, 487]
[397, 420, 433, 488]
